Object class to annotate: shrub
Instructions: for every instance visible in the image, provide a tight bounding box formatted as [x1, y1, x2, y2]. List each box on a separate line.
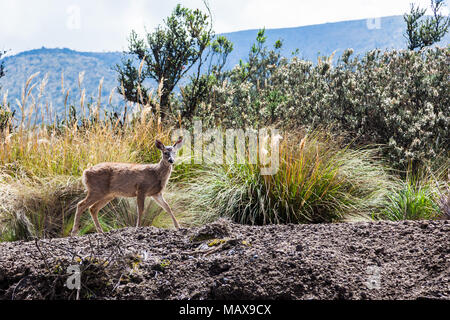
[202, 47, 449, 169]
[181, 130, 396, 225]
[274, 48, 449, 168]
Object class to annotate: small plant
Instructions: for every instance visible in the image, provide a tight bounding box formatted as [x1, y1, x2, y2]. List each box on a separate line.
[380, 182, 439, 220]
[205, 46, 450, 170]
[160, 259, 170, 268]
[377, 169, 446, 221]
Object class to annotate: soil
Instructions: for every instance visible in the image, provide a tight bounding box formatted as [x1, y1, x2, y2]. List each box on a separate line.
[0, 219, 449, 300]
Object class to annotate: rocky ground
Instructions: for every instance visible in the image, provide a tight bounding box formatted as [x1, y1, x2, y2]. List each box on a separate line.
[0, 219, 448, 300]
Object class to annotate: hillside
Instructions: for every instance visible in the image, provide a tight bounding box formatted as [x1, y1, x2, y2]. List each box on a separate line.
[0, 219, 448, 300]
[223, 15, 417, 66]
[0, 48, 123, 116]
[0, 15, 449, 117]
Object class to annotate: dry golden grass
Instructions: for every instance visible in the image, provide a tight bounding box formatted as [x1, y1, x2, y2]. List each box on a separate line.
[0, 74, 183, 240]
[0, 74, 175, 178]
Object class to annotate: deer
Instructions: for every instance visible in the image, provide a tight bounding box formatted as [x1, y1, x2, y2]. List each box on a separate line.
[70, 137, 183, 236]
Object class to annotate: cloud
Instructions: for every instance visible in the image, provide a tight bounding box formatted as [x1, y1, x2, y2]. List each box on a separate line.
[210, 0, 434, 32]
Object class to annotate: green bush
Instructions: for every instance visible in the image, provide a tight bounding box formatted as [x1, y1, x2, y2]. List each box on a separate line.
[180, 131, 397, 225]
[273, 48, 449, 168]
[376, 171, 446, 221]
[202, 47, 449, 169]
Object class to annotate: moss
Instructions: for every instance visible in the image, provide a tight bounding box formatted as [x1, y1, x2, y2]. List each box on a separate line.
[207, 238, 227, 247]
[241, 240, 251, 246]
[53, 264, 63, 274]
[160, 259, 170, 268]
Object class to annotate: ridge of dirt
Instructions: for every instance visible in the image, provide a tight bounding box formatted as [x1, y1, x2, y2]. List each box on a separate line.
[0, 219, 449, 300]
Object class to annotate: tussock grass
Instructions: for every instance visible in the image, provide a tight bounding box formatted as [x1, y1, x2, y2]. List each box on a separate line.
[0, 173, 84, 240]
[178, 131, 398, 225]
[376, 164, 449, 221]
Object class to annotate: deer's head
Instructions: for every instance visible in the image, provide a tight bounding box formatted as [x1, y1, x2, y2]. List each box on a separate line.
[155, 137, 183, 165]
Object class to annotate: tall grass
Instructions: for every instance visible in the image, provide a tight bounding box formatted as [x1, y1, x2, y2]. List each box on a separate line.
[0, 73, 183, 241]
[0, 173, 84, 240]
[180, 131, 398, 225]
[376, 165, 449, 221]
[0, 105, 171, 178]
[0, 171, 179, 241]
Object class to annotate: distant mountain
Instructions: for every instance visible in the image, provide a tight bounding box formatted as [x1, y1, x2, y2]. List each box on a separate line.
[1, 15, 448, 117]
[0, 48, 123, 116]
[222, 15, 448, 66]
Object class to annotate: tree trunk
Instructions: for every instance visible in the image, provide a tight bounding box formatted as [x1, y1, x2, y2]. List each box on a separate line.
[159, 93, 171, 119]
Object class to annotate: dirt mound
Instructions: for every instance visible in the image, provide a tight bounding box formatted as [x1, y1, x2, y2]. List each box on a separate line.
[0, 219, 449, 300]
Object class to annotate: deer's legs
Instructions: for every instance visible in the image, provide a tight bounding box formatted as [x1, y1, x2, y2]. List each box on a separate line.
[152, 194, 180, 229]
[136, 192, 146, 227]
[89, 196, 114, 233]
[71, 194, 100, 236]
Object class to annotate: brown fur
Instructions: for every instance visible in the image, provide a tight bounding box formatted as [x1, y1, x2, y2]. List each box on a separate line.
[83, 161, 172, 198]
[71, 138, 182, 236]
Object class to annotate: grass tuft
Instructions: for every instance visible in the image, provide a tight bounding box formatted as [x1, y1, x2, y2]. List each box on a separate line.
[179, 131, 398, 225]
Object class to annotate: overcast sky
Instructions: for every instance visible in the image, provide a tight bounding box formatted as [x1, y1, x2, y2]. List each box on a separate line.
[0, 0, 446, 54]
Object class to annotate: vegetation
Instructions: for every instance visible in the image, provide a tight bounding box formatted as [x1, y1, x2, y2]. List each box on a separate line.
[179, 131, 397, 225]
[379, 177, 442, 221]
[0, 77, 179, 240]
[0, 4, 449, 242]
[376, 163, 449, 221]
[115, 3, 233, 120]
[404, 0, 450, 50]
[194, 46, 449, 170]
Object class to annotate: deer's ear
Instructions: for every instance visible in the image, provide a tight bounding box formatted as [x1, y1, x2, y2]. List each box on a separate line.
[173, 136, 183, 150]
[155, 139, 165, 150]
